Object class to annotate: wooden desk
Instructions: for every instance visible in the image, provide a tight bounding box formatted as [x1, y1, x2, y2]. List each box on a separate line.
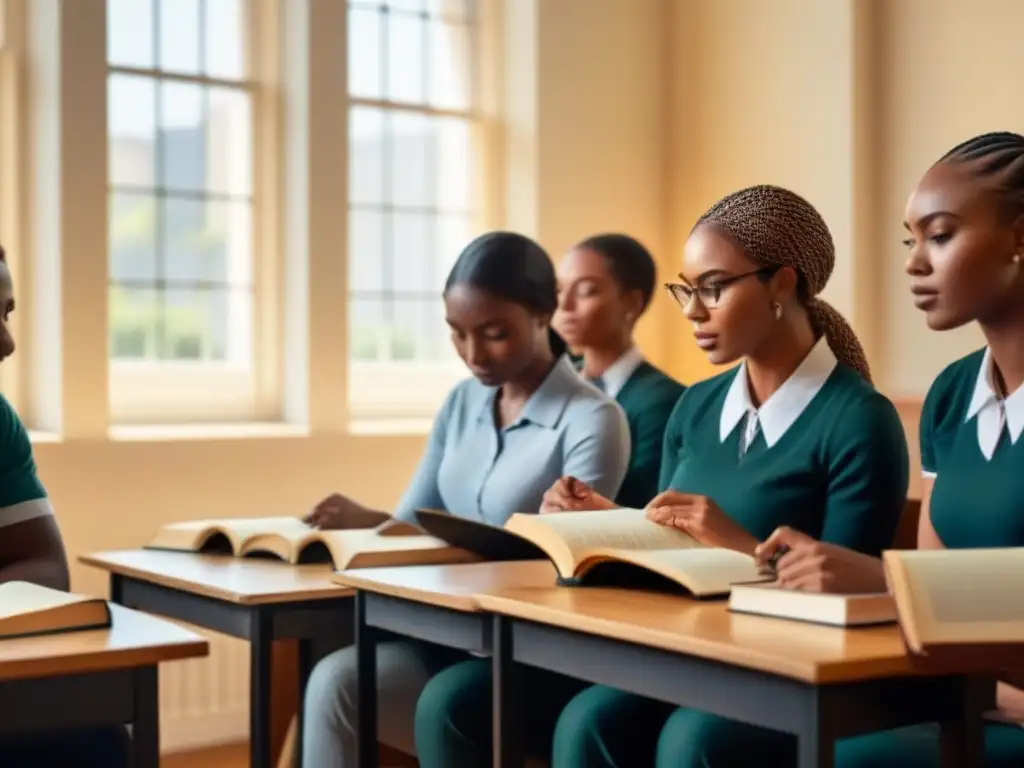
[333, 560, 556, 768]
[0, 604, 207, 768]
[81, 550, 354, 768]
[476, 587, 987, 768]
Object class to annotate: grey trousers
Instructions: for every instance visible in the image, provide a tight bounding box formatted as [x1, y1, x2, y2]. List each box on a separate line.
[302, 639, 462, 768]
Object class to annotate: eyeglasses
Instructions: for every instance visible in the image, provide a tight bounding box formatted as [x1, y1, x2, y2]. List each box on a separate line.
[664, 267, 779, 309]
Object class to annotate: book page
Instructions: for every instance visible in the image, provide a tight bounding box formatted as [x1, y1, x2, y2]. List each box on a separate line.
[600, 547, 763, 596]
[893, 549, 1024, 645]
[506, 508, 700, 564]
[0, 582, 94, 619]
[317, 530, 456, 569]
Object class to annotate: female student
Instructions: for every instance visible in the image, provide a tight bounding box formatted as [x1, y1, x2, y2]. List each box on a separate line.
[301, 231, 631, 767]
[742, 132, 1024, 767]
[0, 247, 128, 766]
[553, 233, 685, 509]
[413, 186, 911, 767]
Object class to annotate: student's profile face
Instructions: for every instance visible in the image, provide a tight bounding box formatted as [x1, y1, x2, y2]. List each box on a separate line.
[677, 224, 781, 366]
[554, 247, 636, 350]
[903, 161, 1024, 331]
[0, 261, 15, 364]
[444, 284, 547, 386]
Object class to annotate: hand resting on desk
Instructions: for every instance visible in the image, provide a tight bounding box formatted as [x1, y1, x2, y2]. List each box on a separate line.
[539, 476, 616, 514]
[645, 491, 758, 556]
[304, 492, 390, 531]
[753, 526, 886, 594]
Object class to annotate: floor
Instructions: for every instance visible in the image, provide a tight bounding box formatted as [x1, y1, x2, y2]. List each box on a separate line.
[163, 742, 419, 767]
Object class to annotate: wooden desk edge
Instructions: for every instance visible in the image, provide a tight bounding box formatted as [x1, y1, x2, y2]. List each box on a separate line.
[0, 637, 209, 683]
[331, 572, 481, 613]
[473, 593, 953, 685]
[80, 552, 354, 605]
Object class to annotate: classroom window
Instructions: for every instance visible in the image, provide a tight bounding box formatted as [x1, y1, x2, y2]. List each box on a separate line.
[346, 0, 487, 421]
[106, 0, 270, 423]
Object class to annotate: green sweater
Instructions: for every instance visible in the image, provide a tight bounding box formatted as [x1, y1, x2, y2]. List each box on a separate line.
[613, 362, 685, 509]
[659, 363, 909, 555]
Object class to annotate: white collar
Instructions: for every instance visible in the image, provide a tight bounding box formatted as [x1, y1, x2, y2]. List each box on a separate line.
[965, 347, 1024, 460]
[719, 336, 838, 448]
[598, 346, 645, 398]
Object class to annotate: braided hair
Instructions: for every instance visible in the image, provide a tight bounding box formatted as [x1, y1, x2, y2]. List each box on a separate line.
[937, 131, 1024, 215]
[697, 185, 871, 382]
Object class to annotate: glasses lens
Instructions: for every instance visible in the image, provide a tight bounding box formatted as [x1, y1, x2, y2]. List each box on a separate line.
[699, 286, 720, 308]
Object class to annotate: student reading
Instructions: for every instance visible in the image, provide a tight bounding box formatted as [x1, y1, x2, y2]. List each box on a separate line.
[0, 247, 129, 767]
[301, 231, 631, 766]
[733, 132, 1024, 767]
[411, 186, 911, 767]
[554, 233, 685, 508]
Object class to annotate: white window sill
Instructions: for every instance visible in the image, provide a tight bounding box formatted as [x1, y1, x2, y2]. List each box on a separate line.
[27, 431, 63, 445]
[108, 422, 311, 442]
[347, 417, 433, 436]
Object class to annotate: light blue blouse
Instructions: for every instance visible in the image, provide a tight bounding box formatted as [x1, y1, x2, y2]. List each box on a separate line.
[394, 356, 631, 526]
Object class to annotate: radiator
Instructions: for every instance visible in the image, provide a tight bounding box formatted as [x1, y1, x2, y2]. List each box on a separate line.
[160, 627, 250, 753]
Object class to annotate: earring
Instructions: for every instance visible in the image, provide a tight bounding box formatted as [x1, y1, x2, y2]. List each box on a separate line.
[1013, 254, 1022, 265]
[773, 302, 783, 320]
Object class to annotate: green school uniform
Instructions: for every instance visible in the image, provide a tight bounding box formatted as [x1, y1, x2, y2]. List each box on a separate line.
[568, 347, 1024, 768]
[600, 354, 686, 509]
[550, 338, 910, 768]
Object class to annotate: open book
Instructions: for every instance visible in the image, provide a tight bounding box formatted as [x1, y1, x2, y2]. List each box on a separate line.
[415, 508, 767, 598]
[0, 582, 112, 640]
[147, 516, 478, 570]
[729, 583, 896, 627]
[883, 548, 1024, 656]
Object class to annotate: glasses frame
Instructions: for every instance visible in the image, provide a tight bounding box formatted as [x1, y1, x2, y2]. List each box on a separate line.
[664, 266, 780, 309]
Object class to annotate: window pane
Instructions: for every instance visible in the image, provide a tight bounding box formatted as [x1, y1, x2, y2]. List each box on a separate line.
[349, 209, 386, 293]
[207, 87, 253, 196]
[388, 112, 431, 207]
[426, 0, 471, 21]
[163, 198, 253, 286]
[108, 0, 155, 68]
[348, 7, 383, 99]
[109, 75, 157, 188]
[434, 213, 472, 287]
[434, 117, 472, 211]
[159, 81, 204, 191]
[428, 21, 472, 110]
[160, 288, 251, 364]
[390, 212, 433, 294]
[387, 11, 426, 103]
[109, 286, 159, 360]
[389, 300, 422, 361]
[349, 107, 385, 205]
[350, 298, 388, 362]
[110, 193, 159, 282]
[159, 0, 201, 74]
[386, 0, 424, 12]
[205, 0, 246, 80]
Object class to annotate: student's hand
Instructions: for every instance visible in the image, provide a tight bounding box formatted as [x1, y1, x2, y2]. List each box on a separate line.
[539, 476, 616, 514]
[304, 493, 372, 530]
[645, 492, 757, 555]
[754, 527, 886, 594]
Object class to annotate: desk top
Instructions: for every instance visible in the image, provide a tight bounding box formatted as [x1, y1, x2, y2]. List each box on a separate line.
[81, 550, 352, 605]
[333, 560, 556, 612]
[476, 586, 947, 684]
[0, 604, 208, 682]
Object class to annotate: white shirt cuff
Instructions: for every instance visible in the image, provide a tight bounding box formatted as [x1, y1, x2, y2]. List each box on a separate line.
[921, 470, 937, 480]
[0, 498, 54, 529]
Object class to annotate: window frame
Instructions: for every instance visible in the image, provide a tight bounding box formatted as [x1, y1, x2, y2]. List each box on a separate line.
[344, 0, 502, 424]
[105, 0, 281, 425]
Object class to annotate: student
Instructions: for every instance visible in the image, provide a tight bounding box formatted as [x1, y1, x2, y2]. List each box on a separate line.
[301, 231, 631, 767]
[552, 233, 685, 509]
[414, 186, 910, 767]
[0, 247, 129, 767]
[738, 132, 1024, 767]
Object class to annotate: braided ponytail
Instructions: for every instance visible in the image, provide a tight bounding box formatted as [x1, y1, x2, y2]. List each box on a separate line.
[698, 184, 872, 382]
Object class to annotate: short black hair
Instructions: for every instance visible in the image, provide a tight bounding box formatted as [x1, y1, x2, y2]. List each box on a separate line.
[938, 131, 1024, 214]
[575, 233, 657, 312]
[444, 231, 566, 355]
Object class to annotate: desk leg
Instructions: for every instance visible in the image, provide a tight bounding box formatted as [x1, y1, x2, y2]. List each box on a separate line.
[293, 638, 313, 768]
[798, 692, 834, 768]
[251, 611, 274, 768]
[492, 615, 523, 768]
[939, 676, 988, 768]
[132, 666, 160, 768]
[355, 592, 378, 768]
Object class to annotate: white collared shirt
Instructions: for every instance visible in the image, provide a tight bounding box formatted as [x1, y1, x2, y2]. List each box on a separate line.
[598, 346, 645, 399]
[719, 336, 838, 449]
[965, 347, 1024, 462]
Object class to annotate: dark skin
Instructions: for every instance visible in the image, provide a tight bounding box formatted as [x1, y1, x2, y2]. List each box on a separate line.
[755, 158, 1024, 719]
[0, 255, 71, 591]
[307, 284, 556, 530]
[553, 246, 644, 379]
[541, 224, 818, 557]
